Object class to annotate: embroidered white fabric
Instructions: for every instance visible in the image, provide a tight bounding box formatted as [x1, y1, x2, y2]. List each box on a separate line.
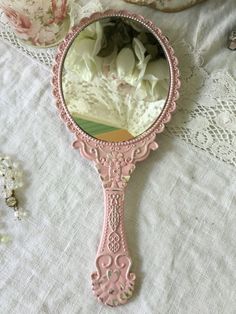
[0, 0, 235, 166]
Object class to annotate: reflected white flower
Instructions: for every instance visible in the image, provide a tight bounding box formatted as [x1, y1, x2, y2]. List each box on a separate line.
[64, 19, 170, 100]
[131, 38, 152, 89]
[133, 37, 146, 69]
[143, 59, 169, 100]
[64, 21, 107, 81]
[144, 59, 169, 81]
[116, 48, 135, 78]
[63, 18, 171, 137]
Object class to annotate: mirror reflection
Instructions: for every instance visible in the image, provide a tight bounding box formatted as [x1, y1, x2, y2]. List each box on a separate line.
[62, 17, 170, 142]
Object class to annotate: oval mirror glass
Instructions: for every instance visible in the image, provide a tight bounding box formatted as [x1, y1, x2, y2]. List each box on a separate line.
[62, 17, 170, 142]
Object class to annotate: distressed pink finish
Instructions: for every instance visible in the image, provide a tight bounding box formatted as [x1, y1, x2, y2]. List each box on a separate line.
[52, 10, 180, 306]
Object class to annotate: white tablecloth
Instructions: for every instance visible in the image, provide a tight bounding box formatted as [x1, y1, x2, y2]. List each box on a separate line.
[0, 0, 236, 313]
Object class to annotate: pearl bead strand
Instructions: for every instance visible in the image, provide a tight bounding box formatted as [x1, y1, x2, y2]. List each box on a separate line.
[0, 155, 25, 243]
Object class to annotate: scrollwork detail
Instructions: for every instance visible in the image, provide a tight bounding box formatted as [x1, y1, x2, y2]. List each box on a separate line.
[73, 133, 158, 189]
[91, 254, 136, 306]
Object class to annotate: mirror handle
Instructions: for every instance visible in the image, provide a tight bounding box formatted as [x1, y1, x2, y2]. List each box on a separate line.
[91, 188, 136, 306]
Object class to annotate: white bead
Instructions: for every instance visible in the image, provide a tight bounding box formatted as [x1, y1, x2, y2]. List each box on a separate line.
[0, 234, 11, 244]
[14, 210, 20, 218]
[22, 211, 28, 217]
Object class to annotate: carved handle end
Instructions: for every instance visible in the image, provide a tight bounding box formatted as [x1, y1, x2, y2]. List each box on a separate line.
[91, 254, 136, 306]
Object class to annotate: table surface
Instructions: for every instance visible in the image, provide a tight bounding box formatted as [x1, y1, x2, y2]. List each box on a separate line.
[0, 0, 236, 313]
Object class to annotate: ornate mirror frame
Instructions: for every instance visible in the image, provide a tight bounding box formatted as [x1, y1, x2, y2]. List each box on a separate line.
[52, 9, 180, 307]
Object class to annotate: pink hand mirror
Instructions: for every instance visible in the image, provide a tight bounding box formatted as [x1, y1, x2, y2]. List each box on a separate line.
[52, 10, 180, 307]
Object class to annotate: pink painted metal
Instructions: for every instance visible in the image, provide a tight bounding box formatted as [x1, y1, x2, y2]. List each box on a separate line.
[52, 10, 180, 307]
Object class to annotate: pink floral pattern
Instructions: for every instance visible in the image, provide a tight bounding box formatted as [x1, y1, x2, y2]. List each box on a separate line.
[49, 0, 68, 24]
[0, 0, 70, 47]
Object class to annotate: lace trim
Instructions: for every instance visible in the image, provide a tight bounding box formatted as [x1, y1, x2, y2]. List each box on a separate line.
[169, 40, 236, 166]
[0, 2, 235, 166]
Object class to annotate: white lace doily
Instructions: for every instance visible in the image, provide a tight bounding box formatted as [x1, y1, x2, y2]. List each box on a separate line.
[0, 1, 235, 166]
[168, 40, 236, 166]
